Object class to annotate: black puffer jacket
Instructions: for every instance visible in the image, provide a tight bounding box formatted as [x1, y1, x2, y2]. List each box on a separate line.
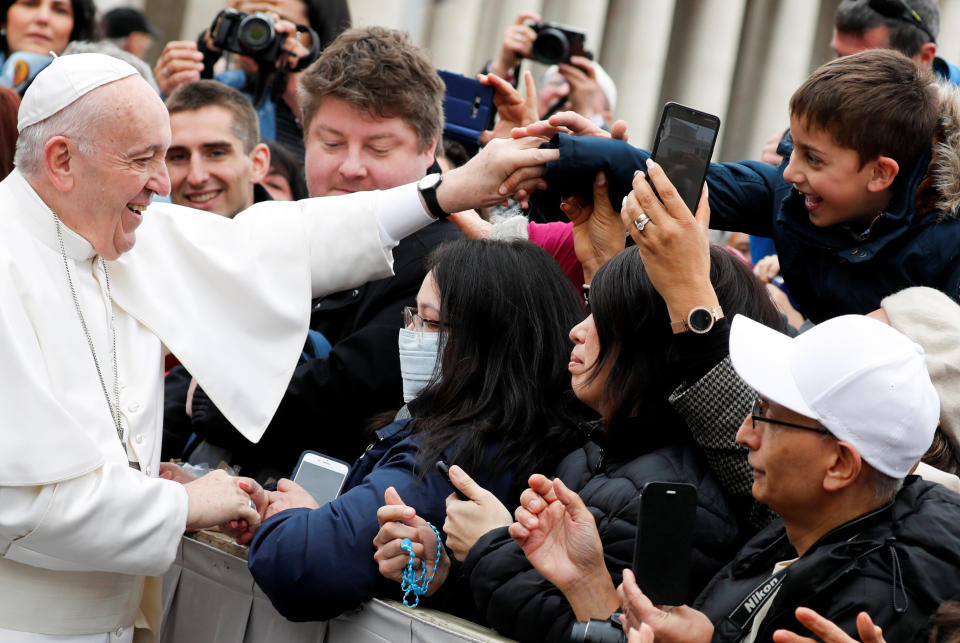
[463, 409, 743, 643]
[696, 477, 960, 642]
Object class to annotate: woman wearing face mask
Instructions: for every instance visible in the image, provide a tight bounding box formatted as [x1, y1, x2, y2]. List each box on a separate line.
[1, 0, 96, 94]
[246, 238, 590, 622]
[375, 168, 786, 641]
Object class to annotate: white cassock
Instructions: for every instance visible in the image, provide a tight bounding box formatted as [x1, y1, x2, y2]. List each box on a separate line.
[0, 169, 434, 642]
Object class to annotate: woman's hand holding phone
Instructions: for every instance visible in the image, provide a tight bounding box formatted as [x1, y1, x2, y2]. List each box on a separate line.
[621, 160, 720, 326]
[441, 465, 512, 561]
[263, 478, 319, 520]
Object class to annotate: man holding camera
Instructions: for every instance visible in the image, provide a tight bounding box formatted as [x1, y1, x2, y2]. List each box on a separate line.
[154, 2, 342, 160]
[487, 11, 617, 128]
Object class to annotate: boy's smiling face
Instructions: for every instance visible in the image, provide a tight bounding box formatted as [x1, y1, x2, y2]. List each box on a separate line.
[783, 115, 896, 229]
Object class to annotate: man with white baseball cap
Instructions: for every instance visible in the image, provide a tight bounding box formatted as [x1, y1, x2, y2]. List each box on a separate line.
[620, 313, 960, 642]
[0, 52, 556, 641]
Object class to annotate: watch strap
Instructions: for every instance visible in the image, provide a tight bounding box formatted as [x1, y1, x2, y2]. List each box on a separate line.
[419, 174, 449, 220]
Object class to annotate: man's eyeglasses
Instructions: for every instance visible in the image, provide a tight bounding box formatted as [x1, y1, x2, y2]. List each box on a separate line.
[402, 306, 445, 334]
[868, 0, 936, 44]
[751, 399, 833, 436]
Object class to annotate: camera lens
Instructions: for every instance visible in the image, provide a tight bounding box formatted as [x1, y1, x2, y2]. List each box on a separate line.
[532, 28, 570, 65]
[239, 15, 273, 51]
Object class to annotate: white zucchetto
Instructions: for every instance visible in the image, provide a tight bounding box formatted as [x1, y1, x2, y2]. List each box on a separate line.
[18, 53, 138, 132]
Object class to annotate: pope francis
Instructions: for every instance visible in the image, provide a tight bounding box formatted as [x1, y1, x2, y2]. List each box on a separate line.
[0, 53, 556, 642]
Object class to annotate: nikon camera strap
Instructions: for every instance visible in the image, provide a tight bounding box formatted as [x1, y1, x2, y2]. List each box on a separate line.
[718, 566, 790, 640]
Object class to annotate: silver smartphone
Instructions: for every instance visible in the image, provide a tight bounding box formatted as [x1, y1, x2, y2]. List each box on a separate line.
[292, 450, 350, 506]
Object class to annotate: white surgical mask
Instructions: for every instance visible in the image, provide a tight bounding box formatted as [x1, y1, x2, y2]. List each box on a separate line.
[398, 328, 441, 403]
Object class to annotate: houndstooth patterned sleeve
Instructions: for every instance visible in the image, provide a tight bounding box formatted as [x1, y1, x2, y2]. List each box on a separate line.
[669, 356, 777, 530]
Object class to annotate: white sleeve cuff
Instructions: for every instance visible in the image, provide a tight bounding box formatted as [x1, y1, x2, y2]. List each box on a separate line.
[375, 182, 435, 250]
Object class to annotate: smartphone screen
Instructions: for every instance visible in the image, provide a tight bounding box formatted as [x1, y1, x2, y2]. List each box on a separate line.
[292, 451, 349, 507]
[632, 481, 698, 606]
[650, 102, 721, 212]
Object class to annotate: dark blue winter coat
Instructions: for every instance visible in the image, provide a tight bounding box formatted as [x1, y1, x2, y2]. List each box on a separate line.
[247, 418, 517, 621]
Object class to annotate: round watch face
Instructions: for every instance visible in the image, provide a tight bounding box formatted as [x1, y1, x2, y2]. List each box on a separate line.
[688, 307, 715, 332]
[419, 173, 442, 190]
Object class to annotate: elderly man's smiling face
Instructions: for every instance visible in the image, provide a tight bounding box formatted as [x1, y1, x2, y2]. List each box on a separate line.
[66, 76, 171, 260]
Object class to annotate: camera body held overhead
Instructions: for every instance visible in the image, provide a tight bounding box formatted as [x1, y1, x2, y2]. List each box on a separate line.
[209, 8, 321, 105]
[528, 21, 590, 65]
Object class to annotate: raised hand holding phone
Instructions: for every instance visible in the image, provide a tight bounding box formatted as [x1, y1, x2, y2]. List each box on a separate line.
[621, 160, 720, 330]
[649, 102, 720, 212]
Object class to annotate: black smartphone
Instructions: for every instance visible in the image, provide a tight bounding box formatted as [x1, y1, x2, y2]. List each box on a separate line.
[435, 460, 468, 500]
[292, 450, 350, 506]
[650, 102, 721, 213]
[632, 481, 698, 606]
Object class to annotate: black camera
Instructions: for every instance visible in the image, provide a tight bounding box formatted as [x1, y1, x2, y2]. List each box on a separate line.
[530, 21, 588, 65]
[208, 9, 320, 106]
[570, 615, 625, 643]
[211, 8, 286, 68]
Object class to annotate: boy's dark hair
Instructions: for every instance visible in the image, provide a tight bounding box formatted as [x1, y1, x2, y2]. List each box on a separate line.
[790, 48, 939, 167]
[298, 26, 444, 151]
[835, 0, 939, 58]
[165, 80, 260, 154]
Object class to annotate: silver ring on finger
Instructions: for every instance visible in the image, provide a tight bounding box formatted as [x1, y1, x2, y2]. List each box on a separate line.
[163, 67, 172, 78]
[248, 499, 256, 511]
[634, 213, 652, 232]
[513, 33, 524, 42]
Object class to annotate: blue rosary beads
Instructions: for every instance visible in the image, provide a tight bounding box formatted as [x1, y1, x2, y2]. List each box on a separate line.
[400, 521, 443, 608]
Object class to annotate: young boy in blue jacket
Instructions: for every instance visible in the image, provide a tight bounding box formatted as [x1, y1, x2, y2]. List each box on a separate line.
[538, 48, 960, 322]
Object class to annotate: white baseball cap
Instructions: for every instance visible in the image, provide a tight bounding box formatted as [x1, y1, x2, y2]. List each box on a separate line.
[729, 314, 939, 478]
[18, 53, 138, 132]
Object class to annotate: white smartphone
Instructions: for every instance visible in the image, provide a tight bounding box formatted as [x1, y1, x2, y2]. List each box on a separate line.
[292, 450, 350, 506]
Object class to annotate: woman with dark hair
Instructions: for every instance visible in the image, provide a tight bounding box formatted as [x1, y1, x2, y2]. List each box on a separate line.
[377, 171, 784, 641]
[1, 0, 97, 94]
[246, 238, 589, 622]
[262, 139, 308, 200]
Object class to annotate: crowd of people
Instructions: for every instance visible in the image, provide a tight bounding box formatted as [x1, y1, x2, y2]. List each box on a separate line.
[5, 0, 960, 642]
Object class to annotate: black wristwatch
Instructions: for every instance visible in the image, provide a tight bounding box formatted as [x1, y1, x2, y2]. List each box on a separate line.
[670, 306, 723, 334]
[418, 173, 449, 220]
